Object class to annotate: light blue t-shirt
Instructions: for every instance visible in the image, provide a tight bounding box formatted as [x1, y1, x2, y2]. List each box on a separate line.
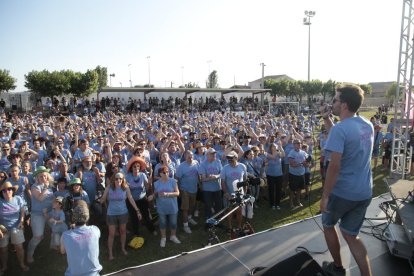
[154, 178, 178, 215]
[199, 159, 222, 192]
[220, 163, 247, 194]
[107, 187, 128, 216]
[265, 154, 283, 177]
[176, 160, 200, 193]
[0, 196, 24, 230]
[31, 183, 54, 215]
[288, 150, 308, 176]
[62, 225, 102, 276]
[125, 172, 148, 200]
[9, 176, 28, 206]
[48, 209, 68, 233]
[81, 170, 98, 205]
[325, 116, 373, 201]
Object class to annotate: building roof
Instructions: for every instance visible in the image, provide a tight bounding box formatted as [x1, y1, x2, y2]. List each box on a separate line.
[248, 74, 295, 83]
[368, 81, 395, 90]
[100, 87, 271, 96]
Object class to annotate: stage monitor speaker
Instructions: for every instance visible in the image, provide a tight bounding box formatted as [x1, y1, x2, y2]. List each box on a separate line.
[251, 251, 327, 276]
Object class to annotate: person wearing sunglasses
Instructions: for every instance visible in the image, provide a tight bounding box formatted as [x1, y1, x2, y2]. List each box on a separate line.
[100, 172, 141, 261]
[0, 181, 29, 272]
[153, 166, 180, 248]
[125, 156, 156, 236]
[319, 84, 373, 276]
[0, 145, 11, 172]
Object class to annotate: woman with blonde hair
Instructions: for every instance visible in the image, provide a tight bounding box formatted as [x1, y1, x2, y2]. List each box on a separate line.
[100, 172, 142, 260]
[27, 166, 55, 263]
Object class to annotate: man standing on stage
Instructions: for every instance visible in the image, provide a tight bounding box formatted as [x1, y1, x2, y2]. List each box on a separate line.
[320, 84, 373, 276]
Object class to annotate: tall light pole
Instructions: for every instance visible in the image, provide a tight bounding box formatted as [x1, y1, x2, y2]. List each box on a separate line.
[181, 66, 184, 86]
[119, 82, 123, 87]
[128, 64, 132, 87]
[303, 10, 315, 82]
[109, 73, 115, 87]
[260, 63, 266, 106]
[147, 56, 151, 87]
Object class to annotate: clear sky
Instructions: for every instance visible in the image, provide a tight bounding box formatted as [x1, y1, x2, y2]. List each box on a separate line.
[0, 0, 402, 92]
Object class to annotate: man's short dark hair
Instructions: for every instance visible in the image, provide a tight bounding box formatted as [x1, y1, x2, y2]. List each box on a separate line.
[337, 83, 364, 113]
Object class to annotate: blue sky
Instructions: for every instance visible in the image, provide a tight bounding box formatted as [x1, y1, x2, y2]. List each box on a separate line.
[0, 0, 402, 91]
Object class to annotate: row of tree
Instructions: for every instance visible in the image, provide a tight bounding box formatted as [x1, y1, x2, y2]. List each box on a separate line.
[264, 78, 372, 104]
[1, 67, 375, 103]
[25, 66, 107, 98]
[0, 67, 107, 98]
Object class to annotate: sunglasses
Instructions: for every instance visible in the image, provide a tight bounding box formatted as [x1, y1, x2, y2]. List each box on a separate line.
[115, 177, 123, 180]
[2, 188, 13, 192]
[2, 148, 10, 151]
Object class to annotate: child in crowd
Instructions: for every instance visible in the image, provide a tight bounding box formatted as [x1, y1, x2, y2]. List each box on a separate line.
[47, 197, 68, 250]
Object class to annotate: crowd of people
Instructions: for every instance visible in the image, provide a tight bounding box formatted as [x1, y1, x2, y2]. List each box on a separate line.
[0, 85, 397, 275]
[40, 95, 267, 114]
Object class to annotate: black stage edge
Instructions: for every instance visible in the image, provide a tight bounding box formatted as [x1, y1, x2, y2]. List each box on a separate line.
[104, 194, 412, 276]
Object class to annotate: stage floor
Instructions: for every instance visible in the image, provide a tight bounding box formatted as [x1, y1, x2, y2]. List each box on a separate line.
[105, 194, 412, 276]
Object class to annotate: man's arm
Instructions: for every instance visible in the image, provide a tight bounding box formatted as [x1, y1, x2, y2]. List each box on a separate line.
[320, 151, 342, 213]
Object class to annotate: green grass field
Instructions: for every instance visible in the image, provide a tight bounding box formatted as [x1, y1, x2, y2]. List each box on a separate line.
[5, 110, 393, 276]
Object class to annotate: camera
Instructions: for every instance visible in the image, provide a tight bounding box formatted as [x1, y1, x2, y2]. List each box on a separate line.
[237, 179, 250, 188]
[62, 195, 75, 212]
[306, 155, 313, 163]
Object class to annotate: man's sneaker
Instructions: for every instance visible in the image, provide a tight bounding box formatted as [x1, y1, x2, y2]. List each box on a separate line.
[170, 236, 181, 244]
[160, 238, 166, 248]
[188, 217, 198, 225]
[183, 225, 192, 234]
[322, 261, 346, 276]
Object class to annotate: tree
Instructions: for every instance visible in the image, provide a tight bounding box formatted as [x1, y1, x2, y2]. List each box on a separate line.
[206, 70, 219, 88]
[25, 69, 99, 99]
[25, 70, 61, 98]
[290, 80, 304, 103]
[70, 70, 99, 98]
[302, 80, 323, 105]
[265, 79, 290, 98]
[321, 79, 336, 102]
[359, 84, 372, 95]
[385, 82, 399, 101]
[94, 66, 108, 91]
[0, 69, 16, 93]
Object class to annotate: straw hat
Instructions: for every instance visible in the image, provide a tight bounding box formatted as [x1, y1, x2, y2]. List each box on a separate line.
[0, 181, 19, 193]
[126, 156, 147, 173]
